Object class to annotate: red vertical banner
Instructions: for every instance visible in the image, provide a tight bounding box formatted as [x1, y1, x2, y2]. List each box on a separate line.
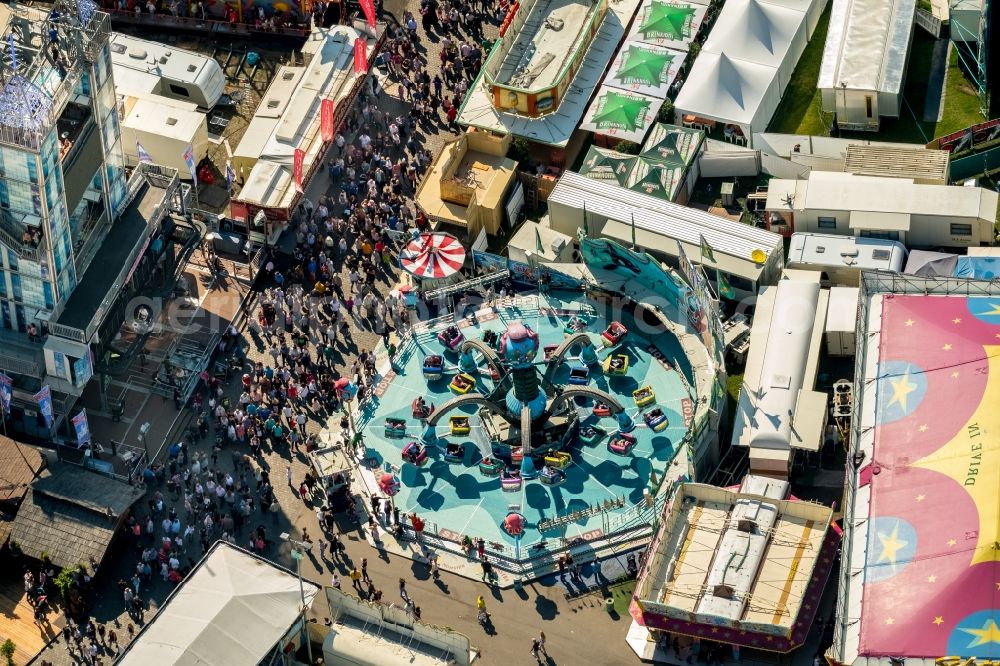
[354, 37, 368, 74]
[359, 0, 376, 28]
[321, 99, 335, 142]
[293, 148, 305, 193]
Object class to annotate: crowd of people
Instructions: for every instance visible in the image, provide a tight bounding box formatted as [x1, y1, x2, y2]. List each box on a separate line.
[20, 0, 583, 663]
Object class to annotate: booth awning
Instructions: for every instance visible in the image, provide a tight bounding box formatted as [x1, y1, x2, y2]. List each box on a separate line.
[848, 210, 911, 231]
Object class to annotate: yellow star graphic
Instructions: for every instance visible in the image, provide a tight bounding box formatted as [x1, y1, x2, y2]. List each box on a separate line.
[912, 348, 1000, 566]
[948, 539, 958, 547]
[983, 304, 1000, 316]
[927, 574, 937, 582]
[877, 522, 908, 567]
[886, 617, 895, 625]
[943, 343, 953, 351]
[887, 370, 918, 411]
[996, 582, 1000, 591]
[934, 616, 944, 625]
[905, 319, 915, 327]
[918, 424, 929, 433]
[916, 494, 926, 502]
[960, 619, 1000, 648]
[954, 317, 963, 324]
[952, 371, 960, 379]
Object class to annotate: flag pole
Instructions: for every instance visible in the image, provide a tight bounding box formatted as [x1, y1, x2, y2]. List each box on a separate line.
[631, 212, 637, 250]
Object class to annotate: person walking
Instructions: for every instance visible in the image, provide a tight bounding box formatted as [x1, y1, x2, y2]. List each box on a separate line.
[330, 532, 343, 561]
[399, 578, 409, 602]
[349, 567, 362, 591]
[429, 552, 440, 579]
[538, 631, 548, 657]
[530, 639, 542, 663]
[361, 558, 371, 582]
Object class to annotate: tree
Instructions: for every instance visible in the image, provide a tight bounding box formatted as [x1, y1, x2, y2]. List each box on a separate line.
[507, 137, 531, 164]
[54, 566, 80, 602]
[1, 639, 15, 666]
[656, 100, 674, 124]
[613, 140, 641, 155]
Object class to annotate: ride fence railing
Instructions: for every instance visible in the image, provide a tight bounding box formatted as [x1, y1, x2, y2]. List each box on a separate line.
[401, 520, 654, 579]
[385, 479, 677, 580]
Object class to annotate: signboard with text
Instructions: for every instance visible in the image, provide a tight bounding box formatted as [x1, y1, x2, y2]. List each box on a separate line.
[293, 148, 305, 193]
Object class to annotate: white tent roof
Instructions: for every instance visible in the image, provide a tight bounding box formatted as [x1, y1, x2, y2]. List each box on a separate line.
[117, 543, 319, 666]
[674, 0, 821, 135]
[702, 0, 807, 80]
[673, 52, 781, 131]
[817, 0, 916, 95]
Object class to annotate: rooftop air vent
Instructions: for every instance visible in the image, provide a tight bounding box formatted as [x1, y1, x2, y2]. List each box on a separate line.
[128, 49, 147, 59]
[770, 374, 791, 390]
[187, 64, 197, 72]
[111, 43, 126, 54]
[737, 519, 757, 533]
[282, 71, 295, 81]
[267, 99, 280, 109]
[815, 245, 825, 254]
[166, 117, 178, 126]
[872, 249, 891, 261]
[712, 584, 735, 599]
[159, 56, 169, 65]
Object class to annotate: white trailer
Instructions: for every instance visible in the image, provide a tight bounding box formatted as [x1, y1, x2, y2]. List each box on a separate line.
[121, 98, 209, 178]
[825, 286, 858, 357]
[786, 232, 906, 287]
[110, 33, 226, 110]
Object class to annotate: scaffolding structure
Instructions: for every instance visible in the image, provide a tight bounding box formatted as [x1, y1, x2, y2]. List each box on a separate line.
[949, 0, 991, 118]
[0, 0, 111, 150]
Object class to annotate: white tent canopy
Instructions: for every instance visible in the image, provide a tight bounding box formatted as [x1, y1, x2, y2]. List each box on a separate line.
[701, 0, 807, 87]
[674, 0, 825, 138]
[674, 52, 781, 132]
[117, 543, 320, 666]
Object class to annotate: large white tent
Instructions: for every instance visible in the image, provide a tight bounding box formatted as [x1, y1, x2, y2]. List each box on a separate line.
[701, 0, 808, 88]
[674, 52, 782, 135]
[117, 543, 320, 666]
[673, 0, 826, 140]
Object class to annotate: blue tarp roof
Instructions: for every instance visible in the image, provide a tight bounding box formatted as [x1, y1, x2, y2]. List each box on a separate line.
[954, 257, 1000, 280]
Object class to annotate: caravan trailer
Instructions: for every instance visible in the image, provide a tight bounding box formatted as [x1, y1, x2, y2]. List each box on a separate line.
[121, 98, 209, 176]
[786, 233, 906, 287]
[110, 33, 226, 110]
